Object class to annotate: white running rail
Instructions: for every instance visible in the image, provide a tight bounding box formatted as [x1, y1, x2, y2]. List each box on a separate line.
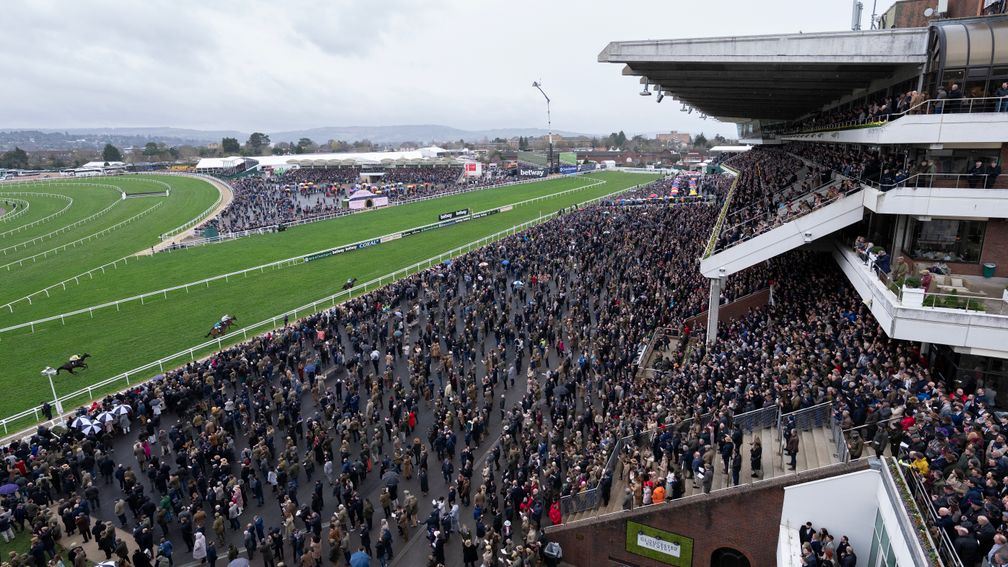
[0, 202, 163, 271]
[0, 176, 606, 326]
[0, 178, 646, 440]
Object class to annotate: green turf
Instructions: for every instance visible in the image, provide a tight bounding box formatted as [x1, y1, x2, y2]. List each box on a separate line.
[0, 176, 218, 302]
[0, 175, 598, 322]
[0, 172, 656, 418]
[0, 193, 75, 239]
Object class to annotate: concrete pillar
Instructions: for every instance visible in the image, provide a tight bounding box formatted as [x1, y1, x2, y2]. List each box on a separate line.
[706, 277, 721, 345]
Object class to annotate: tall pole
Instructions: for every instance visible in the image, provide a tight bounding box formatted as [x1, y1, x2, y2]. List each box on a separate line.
[41, 367, 63, 416]
[533, 81, 553, 172]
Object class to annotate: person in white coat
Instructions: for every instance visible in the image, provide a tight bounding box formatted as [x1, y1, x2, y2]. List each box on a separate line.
[192, 530, 207, 564]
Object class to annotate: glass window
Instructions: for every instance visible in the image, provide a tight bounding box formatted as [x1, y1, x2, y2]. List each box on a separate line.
[943, 69, 965, 87]
[885, 544, 897, 567]
[868, 531, 881, 567]
[909, 219, 987, 263]
[968, 23, 994, 66]
[944, 25, 970, 68]
[992, 20, 1008, 66]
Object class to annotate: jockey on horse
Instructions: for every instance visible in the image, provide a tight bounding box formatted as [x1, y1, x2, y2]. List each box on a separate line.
[206, 314, 236, 338]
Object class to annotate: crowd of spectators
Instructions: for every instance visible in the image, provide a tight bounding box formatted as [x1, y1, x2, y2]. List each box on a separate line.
[2, 193, 779, 567]
[769, 81, 1008, 136]
[201, 166, 505, 235]
[7, 161, 1005, 567]
[796, 521, 857, 567]
[201, 177, 345, 234]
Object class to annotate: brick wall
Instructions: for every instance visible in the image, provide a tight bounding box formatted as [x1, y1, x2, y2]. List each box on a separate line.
[683, 288, 771, 332]
[546, 461, 868, 567]
[888, 0, 984, 27]
[928, 219, 1008, 276]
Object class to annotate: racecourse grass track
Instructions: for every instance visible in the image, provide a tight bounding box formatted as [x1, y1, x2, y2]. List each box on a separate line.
[0, 176, 218, 299]
[0, 171, 655, 418]
[3, 173, 602, 319]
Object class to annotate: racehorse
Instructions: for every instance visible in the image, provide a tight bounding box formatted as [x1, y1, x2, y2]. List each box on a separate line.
[342, 277, 357, 290]
[56, 353, 91, 375]
[206, 316, 238, 338]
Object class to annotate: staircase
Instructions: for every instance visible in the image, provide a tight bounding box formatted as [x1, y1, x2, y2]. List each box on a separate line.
[558, 404, 845, 526]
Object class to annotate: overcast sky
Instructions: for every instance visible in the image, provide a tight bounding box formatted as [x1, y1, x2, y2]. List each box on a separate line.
[1, 1, 864, 138]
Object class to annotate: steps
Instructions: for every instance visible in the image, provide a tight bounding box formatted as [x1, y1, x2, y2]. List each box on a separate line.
[561, 424, 842, 524]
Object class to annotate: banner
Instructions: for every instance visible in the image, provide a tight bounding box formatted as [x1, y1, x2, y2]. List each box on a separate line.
[438, 208, 470, 221]
[303, 238, 380, 263]
[519, 168, 546, 178]
[559, 165, 578, 175]
[579, 163, 597, 172]
[625, 521, 693, 566]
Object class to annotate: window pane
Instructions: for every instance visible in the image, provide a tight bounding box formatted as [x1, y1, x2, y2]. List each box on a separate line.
[992, 20, 1008, 66]
[885, 543, 897, 567]
[944, 25, 970, 68]
[910, 219, 987, 263]
[968, 23, 994, 66]
[869, 530, 881, 567]
[943, 69, 965, 85]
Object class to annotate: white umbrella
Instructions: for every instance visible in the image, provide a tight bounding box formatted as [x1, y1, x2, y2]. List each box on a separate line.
[111, 405, 131, 416]
[70, 416, 93, 429]
[94, 411, 115, 424]
[79, 421, 103, 436]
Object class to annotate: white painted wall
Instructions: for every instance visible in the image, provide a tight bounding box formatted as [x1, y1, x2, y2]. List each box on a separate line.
[780, 470, 879, 563]
[778, 469, 919, 567]
[833, 244, 1008, 359]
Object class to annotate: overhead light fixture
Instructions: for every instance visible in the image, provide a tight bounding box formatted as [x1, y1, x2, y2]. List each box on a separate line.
[656, 92, 665, 103]
[680, 103, 688, 112]
[640, 77, 652, 96]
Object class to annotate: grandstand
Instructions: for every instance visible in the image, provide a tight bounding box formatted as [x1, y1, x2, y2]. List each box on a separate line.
[535, 5, 1008, 567]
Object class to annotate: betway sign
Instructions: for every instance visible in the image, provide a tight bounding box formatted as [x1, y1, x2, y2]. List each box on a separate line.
[519, 168, 546, 177]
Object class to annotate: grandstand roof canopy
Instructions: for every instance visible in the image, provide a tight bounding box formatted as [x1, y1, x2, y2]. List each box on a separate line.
[195, 146, 454, 171]
[251, 146, 451, 168]
[599, 28, 928, 122]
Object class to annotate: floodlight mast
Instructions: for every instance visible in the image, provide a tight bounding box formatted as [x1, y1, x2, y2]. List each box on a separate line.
[532, 81, 553, 173]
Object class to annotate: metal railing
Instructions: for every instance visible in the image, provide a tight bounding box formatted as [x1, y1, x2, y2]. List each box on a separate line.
[859, 172, 992, 191]
[777, 402, 834, 461]
[714, 177, 849, 254]
[775, 96, 1008, 136]
[636, 326, 681, 369]
[703, 165, 740, 258]
[870, 259, 1007, 316]
[0, 176, 608, 326]
[0, 201, 163, 271]
[0, 178, 644, 440]
[0, 195, 125, 255]
[159, 173, 228, 240]
[830, 416, 850, 464]
[0, 198, 29, 224]
[892, 459, 963, 567]
[731, 404, 780, 433]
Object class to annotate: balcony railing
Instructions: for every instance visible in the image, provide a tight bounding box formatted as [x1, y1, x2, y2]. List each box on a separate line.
[868, 259, 1008, 316]
[773, 96, 1008, 137]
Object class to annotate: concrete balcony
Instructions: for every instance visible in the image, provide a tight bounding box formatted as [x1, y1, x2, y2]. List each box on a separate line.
[700, 188, 866, 278]
[865, 184, 1008, 219]
[833, 243, 1008, 358]
[780, 107, 1008, 146]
